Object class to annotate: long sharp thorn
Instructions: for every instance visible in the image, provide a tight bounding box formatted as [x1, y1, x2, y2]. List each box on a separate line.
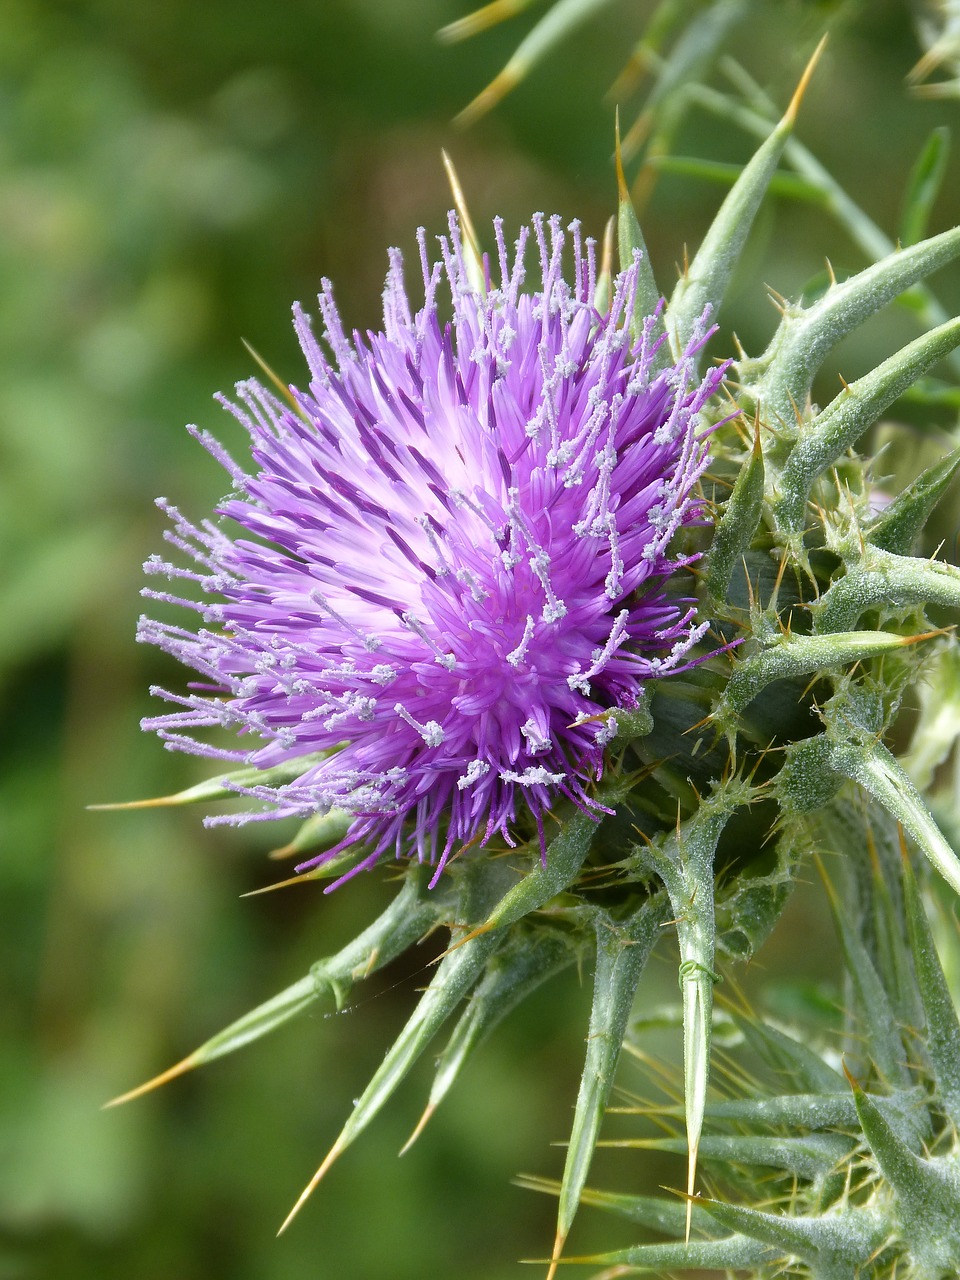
[104, 1054, 198, 1108]
[277, 1139, 346, 1236]
[399, 1103, 436, 1157]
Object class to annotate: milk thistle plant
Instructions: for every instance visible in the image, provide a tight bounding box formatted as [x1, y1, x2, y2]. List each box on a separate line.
[107, 7, 960, 1278]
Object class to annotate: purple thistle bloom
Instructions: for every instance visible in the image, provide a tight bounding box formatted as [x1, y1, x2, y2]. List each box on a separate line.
[140, 213, 723, 886]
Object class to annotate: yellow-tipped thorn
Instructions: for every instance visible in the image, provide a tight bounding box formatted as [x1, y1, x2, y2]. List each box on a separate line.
[454, 64, 524, 127]
[783, 33, 828, 127]
[399, 1102, 436, 1157]
[434, 919, 494, 960]
[104, 1054, 199, 1108]
[268, 840, 299, 860]
[614, 108, 629, 203]
[441, 150, 483, 267]
[241, 339, 302, 416]
[87, 795, 180, 811]
[277, 1139, 346, 1236]
[240, 870, 320, 897]
[685, 1138, 699, 1243]
[545, 1225, 566, 1280]
[436, 0, 529, 44]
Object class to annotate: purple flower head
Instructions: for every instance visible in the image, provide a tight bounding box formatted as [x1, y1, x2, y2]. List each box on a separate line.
[141, 213, 724, 887]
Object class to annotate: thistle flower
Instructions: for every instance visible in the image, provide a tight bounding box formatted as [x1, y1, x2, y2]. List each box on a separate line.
[139, 212, 723, 885]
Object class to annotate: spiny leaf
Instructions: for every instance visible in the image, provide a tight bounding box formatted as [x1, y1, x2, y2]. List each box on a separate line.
[453, 0, 618, 126]
[775, 316, 960, 535]
[665, 35, 825, 359]
[277, 859, 515, 1234]
[550, 897, 668, 1272]
[403, 925, 576, 1153]
[756, 225, 960, 431]
[106, 864, 440, 1106]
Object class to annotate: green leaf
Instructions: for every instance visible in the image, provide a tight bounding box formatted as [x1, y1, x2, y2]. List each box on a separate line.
[90, 753, 328, 810]
[615, 121, 668, 365]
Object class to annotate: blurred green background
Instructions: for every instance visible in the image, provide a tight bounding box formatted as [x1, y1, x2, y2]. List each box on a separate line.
[3, 1, 960, 1277]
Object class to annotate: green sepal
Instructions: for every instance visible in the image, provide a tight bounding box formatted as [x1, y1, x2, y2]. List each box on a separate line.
[691, 74, 960, 375]
[269, 808, 351, 861]
[699, 1198, 887, 1277]
[630, 781, 748, 1222]
[516, 1177, 708, 1237]
[475, 781, 631, 936]
[900, 126, 951, 247]
[868, 446, 960, 554]
[415, 924, 577, 1140]
[572, 1234, 777, 1271]
[287, 858, 518, 1212]
[754, 226, 960, 432]
[775, 316, 960, 534]
[813, 548, 960, 632]
[902, 856, 960, 1127]
[552, 896, 669, 1261]
[703, 422, 764, 604]
[714, 630, 918, 740]
[615, 126, 668, 365]
[609, 695, 655, 745]
[666, 40, 821, 360]
[106, 864, 441, 1106]
[613, 1132, 854, 1183]
[732, 1012, 845, 1094]
[819, 860, 913, 1091]
[851, 1082, 960, 1271]
[93, 753, 327, 809]
[829, 736, 960, 899]
[451, 0, 618, 124]
[705, 1092, 857, 1128]
[902, 641, 960, 788]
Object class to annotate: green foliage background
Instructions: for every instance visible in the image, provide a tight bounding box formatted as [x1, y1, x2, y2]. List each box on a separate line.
[2, 1, 959, 1276]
